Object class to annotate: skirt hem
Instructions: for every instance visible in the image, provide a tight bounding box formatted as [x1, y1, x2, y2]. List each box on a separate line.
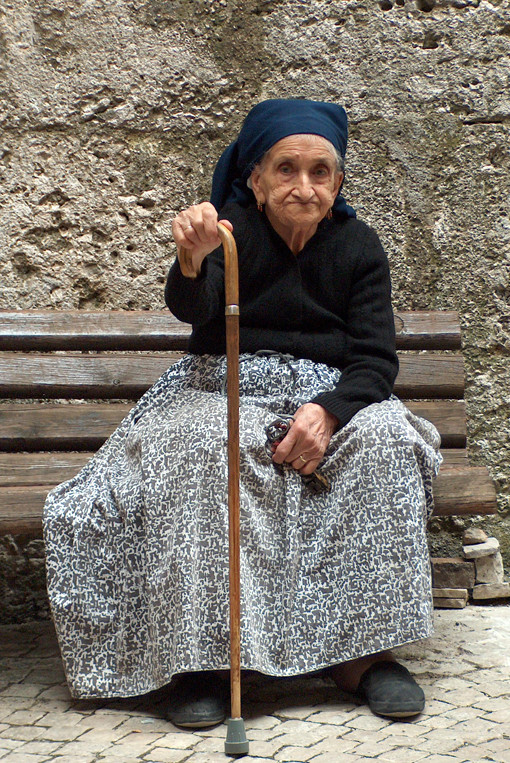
[65, 626, 434, 700]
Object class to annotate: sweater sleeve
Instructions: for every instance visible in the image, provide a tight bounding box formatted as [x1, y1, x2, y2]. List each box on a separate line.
[165, 250, 225, 326]
[311, 226, 398, 429]
[164, 203, 247, 326]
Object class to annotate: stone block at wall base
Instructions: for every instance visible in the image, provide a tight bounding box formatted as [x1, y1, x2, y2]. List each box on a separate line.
[433, 597, 468, 609]
[474, 552, 504, 585]
[431, 558, 475, 589]
[472, 583, 510, 600]
[463, 528, 488, 545]
[432, 587, 468, 609]
[463, 537, 500, 559]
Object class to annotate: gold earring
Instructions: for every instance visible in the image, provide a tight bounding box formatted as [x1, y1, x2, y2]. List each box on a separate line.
[327, 208, 333, 220]
[257, 201, 263, 213]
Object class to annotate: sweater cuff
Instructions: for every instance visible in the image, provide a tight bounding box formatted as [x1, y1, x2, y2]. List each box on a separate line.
[311, 390, 370, 431]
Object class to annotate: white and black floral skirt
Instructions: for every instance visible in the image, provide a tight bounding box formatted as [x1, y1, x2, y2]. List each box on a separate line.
[44, 353, 442, 699]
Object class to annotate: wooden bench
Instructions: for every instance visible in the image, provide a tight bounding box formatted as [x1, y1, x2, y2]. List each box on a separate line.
[0, 309, 498, 536]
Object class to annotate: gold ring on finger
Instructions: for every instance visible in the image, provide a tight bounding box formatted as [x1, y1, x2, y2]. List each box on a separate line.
[298, 455, 307, 464]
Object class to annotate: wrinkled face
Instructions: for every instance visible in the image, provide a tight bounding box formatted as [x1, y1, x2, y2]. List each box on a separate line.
[250, 134, 343, 233]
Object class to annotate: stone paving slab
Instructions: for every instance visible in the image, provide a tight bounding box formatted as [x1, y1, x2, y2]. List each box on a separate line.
[0, 605, 509, 762]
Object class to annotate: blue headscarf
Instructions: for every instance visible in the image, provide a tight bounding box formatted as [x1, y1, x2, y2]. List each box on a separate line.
[210, 98, 356, 220]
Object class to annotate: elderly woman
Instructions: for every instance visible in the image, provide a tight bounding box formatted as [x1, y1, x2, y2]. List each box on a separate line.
[44, 99, 441, 729]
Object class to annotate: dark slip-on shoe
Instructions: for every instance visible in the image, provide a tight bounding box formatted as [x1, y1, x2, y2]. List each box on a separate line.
[357, 660, 425, 719]
[166, 671, 228, 728]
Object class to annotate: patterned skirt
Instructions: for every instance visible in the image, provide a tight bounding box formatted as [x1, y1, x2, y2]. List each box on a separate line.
[43, 353, 442, 699]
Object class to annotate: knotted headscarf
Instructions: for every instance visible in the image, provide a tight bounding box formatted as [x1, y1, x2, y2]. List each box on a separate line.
[210, 98, 356, 220]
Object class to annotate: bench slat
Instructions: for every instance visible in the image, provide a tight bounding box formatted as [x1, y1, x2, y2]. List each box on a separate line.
[0, 403, 133, 451]
[0, 353, 182, 399]
[0, 400, 468, 451]
[396, 355, 464, 399]
[0, 447, 469, 487]
[405, 400, 466, 447]
[432, 466, 498, 517]
[0, 310, 461, 351]
[0, 452, 93, 486]
[0, 311, 190, 351]
[394, 311, 461, 350]
[440, 449, 469, 466]
[0, 464, 497, 535]
[0, 353, 465, 400]
[0, 487, 51, 535]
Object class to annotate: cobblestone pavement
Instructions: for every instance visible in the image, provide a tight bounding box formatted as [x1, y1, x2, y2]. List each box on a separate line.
[1, 605, 509, 763]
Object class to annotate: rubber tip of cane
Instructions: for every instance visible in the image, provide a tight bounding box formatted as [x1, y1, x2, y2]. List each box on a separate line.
[224, 717, 249, 756]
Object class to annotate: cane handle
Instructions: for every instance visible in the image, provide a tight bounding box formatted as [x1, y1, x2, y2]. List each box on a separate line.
[176, 245, 197, 279]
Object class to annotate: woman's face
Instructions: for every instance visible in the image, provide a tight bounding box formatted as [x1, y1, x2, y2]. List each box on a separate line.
[250, 134, 343, 235]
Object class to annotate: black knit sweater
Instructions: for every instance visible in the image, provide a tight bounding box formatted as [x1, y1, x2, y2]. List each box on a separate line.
[165, 203, 398, 430]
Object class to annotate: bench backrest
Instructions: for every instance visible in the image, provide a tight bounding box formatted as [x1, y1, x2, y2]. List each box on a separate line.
[0, 309, 465, 445]
[0, 310, 497, 533]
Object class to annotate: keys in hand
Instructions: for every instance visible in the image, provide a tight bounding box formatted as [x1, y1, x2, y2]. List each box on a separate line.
[265, 416, 331, 494]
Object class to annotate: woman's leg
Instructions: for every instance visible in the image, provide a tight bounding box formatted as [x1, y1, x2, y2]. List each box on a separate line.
[330, 650, 395, 693]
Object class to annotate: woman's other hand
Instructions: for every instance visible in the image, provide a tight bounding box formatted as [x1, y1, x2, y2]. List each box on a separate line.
[172, 202, 233, 276]
[271, 403, 338, 475]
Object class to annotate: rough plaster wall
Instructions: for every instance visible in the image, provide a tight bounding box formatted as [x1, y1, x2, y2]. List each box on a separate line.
[0, 0, 509, 621]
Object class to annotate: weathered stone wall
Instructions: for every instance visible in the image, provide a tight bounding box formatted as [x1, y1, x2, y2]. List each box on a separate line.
[1, 0, 509, 621]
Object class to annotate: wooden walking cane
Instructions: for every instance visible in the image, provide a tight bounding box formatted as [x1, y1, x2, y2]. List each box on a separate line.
[219, 223, 249, 757]
[178, 224, 249, 757]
